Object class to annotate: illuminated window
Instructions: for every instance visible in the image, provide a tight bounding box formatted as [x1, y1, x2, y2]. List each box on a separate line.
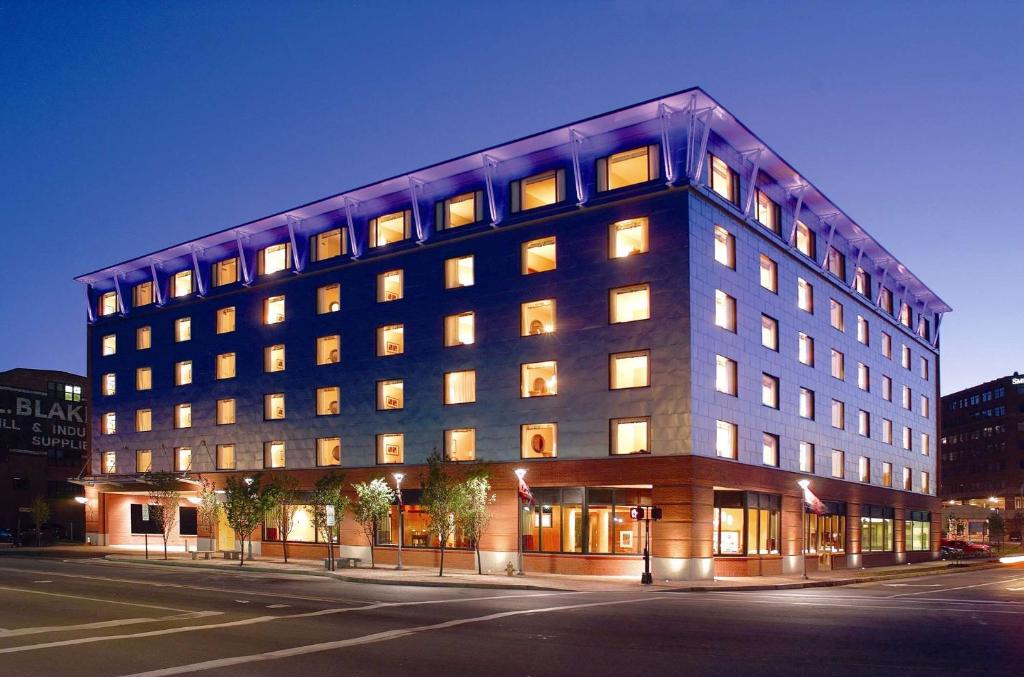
[799, 442, 815, 473]
[831, 450, 845, 479]
[609, 217, 649, 258]
[136, 326, 151, 350]
[759, 254, 777, 292]
[920, 395, 930, 418]
[369, 210, 410, 248]
[901, 345, 911, 369]
[921, 433, 930, 456]
[921, 471, 930, 494]
[136, 450, 152, 473]
[797, 278, 813, 312]
[101, 373, 116, 396]
[762, 373, 779, 409]
[377, 325, 404, 357]
[102, 334, 116, 356]
[830, 299, 844, 331]
[133, 281, 154, 307]
[511, 170, 563, 212]
[264, 296, 285, 325]
[762, 433, 779, 467]
[610, 284, 650, 323]
[612, 417, 650, 455]
[854, 267, 871, 297]
[708, 155, 738, 204]
[311, 228, 344, 262]
[799, 388, 815, 420]
[136, 367, 151, 391]
[377, 270, 403, 302]
[902, 426, 912, 451]
[879, 287, 893, 314]
[831, 349, 844, 380]
[881, 462, 892, 487]
[174, 403, 191, 429]
[761, 314, 779, 351]
[377, 380, 404, 410]
[445, 429, 476, 461]
[714, 290, 736, 332]
[175, 447, 192, 472]
[216, 353, 236, 379]
[443, 312, 475, 347]
[859, 456, 870, 483]
[920, 357, 929, 380]
[444, 370, 476, 405]
[444, 255, 474, 288]
[171, 270, 193, 298]
[213, 257, 239, 286]
[522, 361, 557, 398]
[858, 363, 870, 391]
[216, 398, 235, 425]
[883, 419, 893, 444]
[175, 317, 191, 342]
[259, 243, 290, 275]
[217, 444, 236, 470]
[899, 302, 912, 328]
[174, 360, 192, 386]
[101, 451, 116, 474]
[858, 410, 871, 437]
[316, 386, 341, 416]
[217, 307, 235, 334]
[798, 332, 814, 366]
[521, 299, 555, 336]
[377, 434, 404, 464]
[522, 237, 556, 274]
[902, 385, 912, 410]
[755, 190, 780, 234]
[881, 331, 892, 359]
[264, 344, 286, 373]
[316, 437, 341, 467]
[610, 351, 650, 389]
[264, 441, 286, 469]
[714, 226, 735, 268]
[98, 291, 118, 317]
[264, 393, 285, 420]
[521, 423, 556, 458]
[716, 420, 738, 459]
[317, 284, 341, 314]
[857, 316, 869, 345]
[831, 400, 844, 429]
[438, 191, 482, 229]
[902, 467, 911, 490]
[825, 247, 845, 280]
[716, 355, 738, 396]
[135, 409, 151, 433]
[316, 335, 341, 365]
[795, 221, 815, 258]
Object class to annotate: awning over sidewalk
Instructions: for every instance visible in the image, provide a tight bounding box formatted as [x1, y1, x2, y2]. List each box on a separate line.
[69, 474, 202, 494]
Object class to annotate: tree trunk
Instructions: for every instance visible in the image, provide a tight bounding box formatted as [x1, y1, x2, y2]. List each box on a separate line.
[238, 531, 245, 566]
[439, 544, 446, 577]
[476, 542, 482, 575]
[283, 530, 289, 563]
[163, 536, 168, 560]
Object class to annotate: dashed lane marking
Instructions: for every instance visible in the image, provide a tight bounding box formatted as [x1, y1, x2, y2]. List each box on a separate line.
[33, 581, 52, 584]
[266, 604, 289, 609]
[0, 611, 220, 639]
[887, 574, 1024, 598]
[0, 585, 194, 613]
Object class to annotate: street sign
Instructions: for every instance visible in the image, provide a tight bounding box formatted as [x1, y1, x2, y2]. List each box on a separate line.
[326, 505, 336, 527]
[18, 507, 32, 513]
[142, 504, 150, 521]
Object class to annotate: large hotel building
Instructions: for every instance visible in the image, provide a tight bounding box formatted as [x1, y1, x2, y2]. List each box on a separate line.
[76, 87, 948, 579]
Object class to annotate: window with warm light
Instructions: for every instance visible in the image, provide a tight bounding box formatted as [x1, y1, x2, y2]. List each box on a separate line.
[216, 353, 236, 380]
[920, 357, 929, 380]
[445, 429, 476, 461]
[311, 228, 344, 262]
[216, 307, 235, 334]
[762, 373, 779, 409]
[799, 387, 815, 420]
[102, 334, 116, 356]
[318, 284, 341, 314]
[521, 423, 556, 458]
[444, 370, 476, 405]
[444, 255, 474, 288]
[920, 395, 930, 418]
[881, 331, 892, 359]
[99, 291, 118, 317]
[171, 270, 193, 298]
[216, 398, 235, 425]
[369, 210, 410, 248]
[264, 344, 286, 373]
[136, 449, 152, 473]
[522, 361, 557, 398]
[101, 373, 116, 396]
[716, 420, 738, 459]
[175, 317, 191, 342]
[854, 267, 871, 297]
[716, 355, 738, 396]
[101, 451, 116, 474]
[797, 278, 813, 312]
[858, 363, 870, 391]
[902, 426, 912, 451]
[376, 325, 404, 357]
[758, 314, 778, 351]
[825, 247, 845, 280]
[609, 284, 650, 323]
[213, 257, 239, 286]
[795, 221, 815, 258]
[217, 444, 236, 470]
[902, 467, 912, 491]
[798, 332, 814, 366]
[264, 393, 285, 420]
[857, 316, 869, 345]
[831, 400, 844, 429]
[175, 447, 192, 472]
[831, 450, 845, 479]
[175, 360, 192, 386]
[755, 190, 780, 234]
[133, 281, 154, 307]
[799, 442, 815, 473]
[316, 386, 341, 416]
[830, 299, 844, 331]
[444, 312, 475, 346]
[901, 345, 911, 370]
[265, 441, 286, 468]
[377, 433, 404, 464]
[377, 380, 404, 410]
[858, 456, 870, 483]
[883, 418, 893, 444]
[317, 437, 341, 467]
[610, 351, 650, 389]
[899, 302, 912, 328]
[136, 326, 151, 350]
[259, 243, 290, 275]
[174, 403, 191, 429]
[879, 287, 893, 314]
[609, 217, 649, 258]
[612, 417, 650, 455]
[135, 409, 151, 433]
[522, 237, 556, 274]
[882, 462, 892, 487]
[902, 385, 912, 410]
[522, 299, 556, 336]
[831, 349, 844, 380]
[377, 270, 403, 302]
[714, 290, 736, 332]
[858, 410, 871, 437]
[921, 433, 930, 456]
[264, 296, 285, 325]
[759, 254, 777, 292]
[136, 367, 151, 391]
[512, 170, 563, 212]
[714, 226, 735, 269]
[708, 155, 738, 204]
[599, 145, 657, 191]
[438, 191, 482, 229]
[920, 472, 930, 494]
[316, 335, 341, 365]
[762, 433, 779, 467]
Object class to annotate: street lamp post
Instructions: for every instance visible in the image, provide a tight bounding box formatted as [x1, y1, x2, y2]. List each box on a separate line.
[515, 468, 527, 576]
[797, 479, 810, 580]
[393, 473, 404, 570]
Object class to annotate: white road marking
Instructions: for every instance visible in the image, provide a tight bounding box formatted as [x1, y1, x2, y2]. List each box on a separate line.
[234, 600, 249, 604]
[0, 611, 220, 639]
[882, 583, 941, 587]
[690, 591, 1024, 606]
[33, 580, 52, 584]
[266, 604, 289, 609]
[122, 597, 657, 676]
[0, 585, 193, 613]
[887, 574, 1024, 598]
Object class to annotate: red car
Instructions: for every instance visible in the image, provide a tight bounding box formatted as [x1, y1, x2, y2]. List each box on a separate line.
[941, 539, 992, 557]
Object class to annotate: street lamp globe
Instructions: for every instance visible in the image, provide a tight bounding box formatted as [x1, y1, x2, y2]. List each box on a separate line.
[514, 468, 527, 480]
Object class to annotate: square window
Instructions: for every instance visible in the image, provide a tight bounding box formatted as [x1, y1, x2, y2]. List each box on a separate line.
[318, 284, 341, 314]
[831, 450, 845, 479]
[174, 403, 191, 429]
[714, 290, 736, 331]
[101, 451, 116, 474]
[611, 417, 650, 455]
[521, 423, 556, 458]
[799, 442, 815, 473]
[175, 318, 191, 342]
[213, 257, 239, 286]
[799, 388, 815, 420]
[522, 237, 556, 274]
[759, 255, 778, 292]
[859, 456, 870, 483]
[317, 335, 341, 365]
[175, 360, 192, 386]
[762, 433, 779, 467]
[264, 296, 285, 325]
[755, 190, 780, 234]
[133, 281, 154, 307]
[514, 170, 562, 212]
[798, 332, 814, 366]
[101, 373, 116, 396]
[377, 433, 404, 464]
[98, 291, 118, 317]
[217, 444, 236, 470]
[761, 314, 779, 351]
[376, 325, 404, 357]
[216, 353, 236, 379]
[830, 299, 844, 331]
[522, 299, 556, 336]
[716, 355, 738, 396]
[377, 270, 404, 302]
[522, 361, 557, 398]
[217, 398, 235, 425]
[445, 429, 476, 461]
[136, 449, 152, 473]
[796, 221, 815, 258]
[264, 344, 286, 373]
[601, 145, 656, 191]
[264, 441, 286, 469]
[444, 255, 475, 288]
[102, 334, 116, 356]
[311, 229, 344, 262]
[609, 217, 649, 258]
[135, 409, 152, 432]
[377, 380, 404, 410]
[136, 367, 152, 391]
[440, 191, 481, 229]
[831, 349, 845, 380]
[259, 243, 290, 275]
[136, 326, 151, 350]
[217, 307, 235, 334]
[797, 278, 813, 312]
[709, 155, 738, 204]
[610, 351, 650, 389]
[610, 284, 651, 323]
[175, 447, 192, 472]
[716, 420, 738, 459]
[444, 370, 476, 405]
[831, 400, 845, 429]
[171, 270, 193, 298]
[264, 393, 285, 420]
[714, 226, 735, 268]
[444, 312, 475, 346]
[317, 437, 341, 467]
[316, 386, 340, 416]
[762, 373, 779, 409]
[370, 211, 410, 248]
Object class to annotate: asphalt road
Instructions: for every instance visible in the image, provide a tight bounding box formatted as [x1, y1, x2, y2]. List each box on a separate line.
[0, 557, 1022, 676]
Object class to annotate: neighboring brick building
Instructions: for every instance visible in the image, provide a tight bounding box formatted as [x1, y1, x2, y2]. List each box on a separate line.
[74, 87, 948, 578]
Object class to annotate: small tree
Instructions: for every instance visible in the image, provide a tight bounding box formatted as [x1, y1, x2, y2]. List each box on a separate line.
[989, 512, 1005, 549]
[196, 479, 221, 551]
[266, 475, 301, 563]
[30, 496, 50, 546]
[421, 452, 460, 576]
[352, 478, 394, 569]
[456, 469, 497, 574]
[311, 472, 349, 570]
[224, 474, 275, 566]
[147, 472, 181, 560]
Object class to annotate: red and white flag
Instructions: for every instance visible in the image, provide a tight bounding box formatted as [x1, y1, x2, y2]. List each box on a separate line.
[801, 485, 828, 515]
[517, 476, 534, 505]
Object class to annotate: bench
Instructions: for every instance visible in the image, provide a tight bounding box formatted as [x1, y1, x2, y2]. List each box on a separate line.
[191, 550, 216, 561]
[220, 550, 241, 560]
[339, 557, 361, 568]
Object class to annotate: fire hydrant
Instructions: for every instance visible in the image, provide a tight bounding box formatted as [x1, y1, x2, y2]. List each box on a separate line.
[505, 561, 516, 577]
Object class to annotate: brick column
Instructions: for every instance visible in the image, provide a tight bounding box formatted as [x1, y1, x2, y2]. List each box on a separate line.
[652, 482, 713, 580]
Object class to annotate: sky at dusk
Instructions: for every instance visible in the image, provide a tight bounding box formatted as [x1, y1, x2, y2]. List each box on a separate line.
[1, 1, 1022, 395]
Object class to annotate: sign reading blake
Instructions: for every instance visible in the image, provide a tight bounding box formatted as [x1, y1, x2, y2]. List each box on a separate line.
[0, 388, 88, 459]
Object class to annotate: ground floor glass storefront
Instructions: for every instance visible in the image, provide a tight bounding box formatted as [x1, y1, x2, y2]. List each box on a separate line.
[905, 510, 931, 551]
[802, 501, 847, 555]
[712, 491, 781, 556]
[520, 487, 651, 555]
[860, 505, 895, 552]
[376, 490, 471, 549]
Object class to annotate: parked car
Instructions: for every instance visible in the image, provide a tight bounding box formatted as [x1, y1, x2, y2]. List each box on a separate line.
[940, 545, 963, 560]
[941, 539, 992, 558]
[0, 528, 13, 543]
[18, 523, 62, 545]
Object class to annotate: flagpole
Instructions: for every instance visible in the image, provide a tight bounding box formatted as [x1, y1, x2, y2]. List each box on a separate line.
[515, 468, 526, 576]
[798, 479, 810, 580]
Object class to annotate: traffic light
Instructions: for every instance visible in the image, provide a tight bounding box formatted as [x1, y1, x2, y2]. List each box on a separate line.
[651, 507, 663, 521]
[629, 506, 646, 520]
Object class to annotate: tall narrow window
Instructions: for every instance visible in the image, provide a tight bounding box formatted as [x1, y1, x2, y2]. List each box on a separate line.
[264, 344, 286, 373]
[921, 433, 930, 456]
[762, 433, 779, 467]
[609, 217, 649, 258]
[377, 325, 404, 357]
[522, 361, 557, 398]
[171, 270, 193, 298]
[175, 447, 192, 472]
[444, 255, 475, 288]
[216, 353, 236, 380]
[174, 360, 192, 386]
[377, 270, 404, 302]
[522, 299, 556, 335]
[512, 170, 563, 212]
[759, 254, 778, 292]
[174, 403, 191, 429]
[881, 462, 892, 487]
[599, 145, 658, 191]
[612, 418, 650, 455]
[797, 278, 813, 312]
[854, 267, 871, 297]
[795, 221, 815, 258]
[217, 307, 235, 334]
[102, 334, 116, 356]
[175, 317, 191, 342]
[101, 412, 116, 435]
[444, 312, 475, 346]
[101, 373, 116, 396]
[858, 363, 870, 391]
[318, 284, 341, 314]
[135, 409, 152, 433]
[831, 349, 845, 380]
[99, 291, 118, 317]
[133, 281, 154, 307]
[264, 296, 285, 325]
[858, 410, 871, 437]
[317, 438, 341, 467]
[259, 243, 290, 275]
[438, 191, 482, 229]
[213, 257, 239, 286]
[377, 380, 404, 410]
[136, 367, 152, 391]
[799, 442, 815, 473]
[714, 290, 736, 332]
[921, 471, 930, 494]
[902, 467, 912, 491]
[902, 385, 912, 410]
[610, 351, 650, 389]
[377, 434, 404, 464]
[445, 429, 476, 461]
[264, 393, 286, 420]
[857, 316, 869, 345]
[831, 400, 845, 429]
[831, 450, 845, 479]
[755, 190, 780, 234]
[709, 155, 738, 204]
[217, 444, 236, 470]
[825, 247, 846, 280]
[522, 237, 556, 274]
[101, 451, 116, 474]
[137, 326, 151, 350]
[762, 374, 779, 409]
[311, 228, 344, 261]
[264, 441, 286, 469]
[881, 331, 892, 358]
[920, 357, 929, 380]
[798, 332, 814, 366]
[902, 426, 912, 451]
[716, 420, 738, 459]
[444, 370, 477, 405]
[883, 419, 893, 444]
[136, 449, 152, 473]
[715, 355, 738, 396]
[901, 345, 911, 369]
[521, 423, 557, 458]
[216, 398, 235, 425]
[317, 335, 341, 365]
[316, 386, 341, 416]
[899, 302, 912, 328]
[714, 226, 735, 269]
[369, 211, 411, 248]
[921, 395, 930, 418]
[859, 456, 870, 483]
[829, 299, 844, 331]
[879, 287, 893, 314]
[761, 315, 779, 350]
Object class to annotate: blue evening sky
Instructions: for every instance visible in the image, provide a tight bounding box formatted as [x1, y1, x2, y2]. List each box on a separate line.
[1, 1, 1021, 394]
